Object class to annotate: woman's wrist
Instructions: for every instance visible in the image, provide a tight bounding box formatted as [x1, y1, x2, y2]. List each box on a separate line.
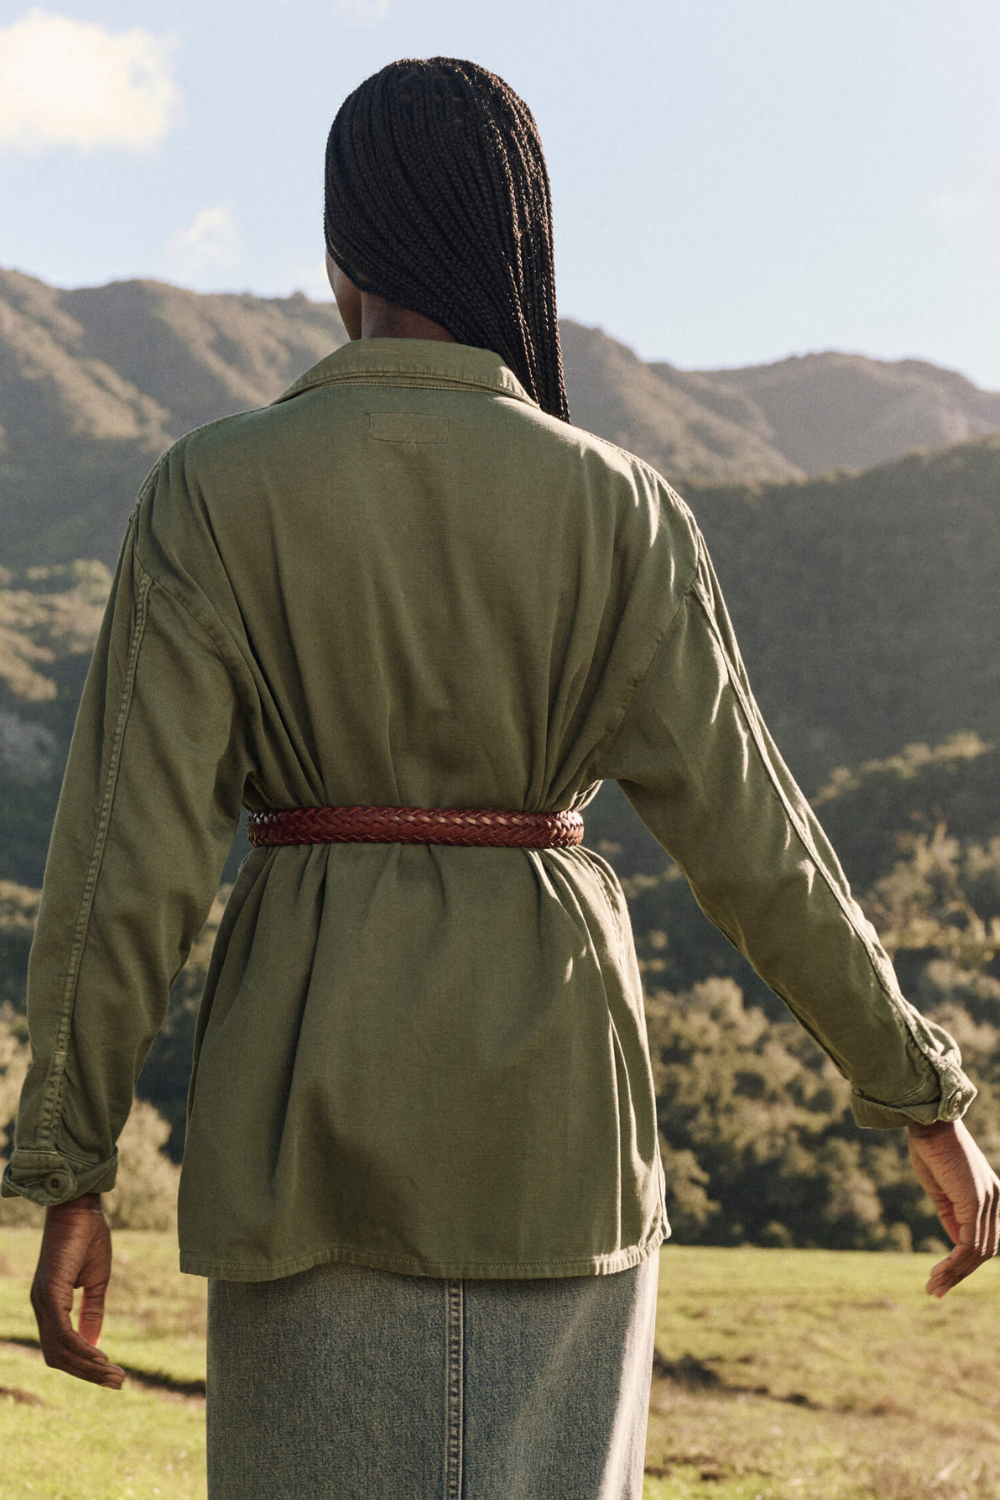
[907, 1119, 957, 1139]
[47, 1191, 102, 1212]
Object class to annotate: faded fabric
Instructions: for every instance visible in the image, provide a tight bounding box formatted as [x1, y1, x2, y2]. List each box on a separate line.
[3, 338, 975, 1279]
[206, 1253, 659, 1499]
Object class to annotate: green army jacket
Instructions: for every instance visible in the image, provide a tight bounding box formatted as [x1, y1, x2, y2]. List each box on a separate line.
[2, 338, 975, 1281]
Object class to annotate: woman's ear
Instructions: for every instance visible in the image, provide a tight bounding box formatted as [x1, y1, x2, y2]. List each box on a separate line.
[327, 251, 363, 340]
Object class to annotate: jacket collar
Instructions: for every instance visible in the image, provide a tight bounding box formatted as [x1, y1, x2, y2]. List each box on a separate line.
[274, 337, 539, 409]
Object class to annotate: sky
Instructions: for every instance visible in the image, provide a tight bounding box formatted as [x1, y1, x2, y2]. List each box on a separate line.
[2, 0, 999, 386]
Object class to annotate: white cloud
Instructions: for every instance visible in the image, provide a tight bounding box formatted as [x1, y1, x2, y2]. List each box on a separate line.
[334, 0, 391, 26]
[167, 204, 244, 279]
[0, 8, 179, 154]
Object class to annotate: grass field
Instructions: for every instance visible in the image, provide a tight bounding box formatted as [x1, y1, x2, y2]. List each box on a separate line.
[1, 1230, 998, 1499]
[0, 1229, 207, 1500]
[645, 1247, 1000, 1500]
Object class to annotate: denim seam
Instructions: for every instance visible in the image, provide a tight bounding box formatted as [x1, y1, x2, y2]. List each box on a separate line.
[444, 1280, 464, 1500]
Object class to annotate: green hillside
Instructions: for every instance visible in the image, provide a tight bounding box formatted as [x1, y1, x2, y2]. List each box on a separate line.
[4, 436, 999, 891]
[5, 268, 999, 569]
[3, 271, 1000, 1251]
[558, 321, 803, 484]
[0, 269, 347, 566]
[688, 436, 1000, 792]
[0, 560, 110, 888]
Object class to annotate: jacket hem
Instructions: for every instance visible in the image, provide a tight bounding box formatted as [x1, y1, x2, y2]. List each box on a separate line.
[851, 1073, 977, 1129]
[1, 1148, 118, 1206]
[180, 1216, 671, 1283]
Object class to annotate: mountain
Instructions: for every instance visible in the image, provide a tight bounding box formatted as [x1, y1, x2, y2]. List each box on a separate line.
[5, 267, 999, 570]
[653, 351, 1000, 477]
[0, 269, 346, 566]
[558, 322, 803, 484]
[3, 264, 1000, 876]
[687, 435, 1000, 792]
[4, 272, 1000, 1209]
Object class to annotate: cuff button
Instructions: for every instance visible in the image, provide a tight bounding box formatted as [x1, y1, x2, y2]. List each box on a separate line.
[44, 1172, 69, 1195]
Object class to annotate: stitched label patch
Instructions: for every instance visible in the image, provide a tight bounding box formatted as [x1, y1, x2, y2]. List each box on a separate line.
[368, 411, 450, 444]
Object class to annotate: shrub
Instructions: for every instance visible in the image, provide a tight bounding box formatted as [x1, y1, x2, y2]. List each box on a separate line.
[0, 1008, 179, 1229]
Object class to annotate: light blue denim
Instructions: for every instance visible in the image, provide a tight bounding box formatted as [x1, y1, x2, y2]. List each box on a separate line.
[206, 1251, 659, 1499]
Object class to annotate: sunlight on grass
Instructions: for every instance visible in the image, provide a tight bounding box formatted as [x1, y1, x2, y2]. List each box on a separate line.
[0, 1344, 205, 1500]
[645, 1245, 1000, 1499]
[3, 1230, 1000, 1499]
[1, 1227, 206, 1499]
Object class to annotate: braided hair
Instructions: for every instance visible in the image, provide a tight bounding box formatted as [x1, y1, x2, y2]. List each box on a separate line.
[324, 57, 570, 423]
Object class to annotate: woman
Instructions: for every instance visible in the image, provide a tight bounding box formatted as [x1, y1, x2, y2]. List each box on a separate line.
[6, 57, 999, 1500]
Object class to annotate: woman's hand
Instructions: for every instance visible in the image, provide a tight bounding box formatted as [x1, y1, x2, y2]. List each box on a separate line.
[30, 1193, 126, 1389]
[907, 1119, 1000, 1297]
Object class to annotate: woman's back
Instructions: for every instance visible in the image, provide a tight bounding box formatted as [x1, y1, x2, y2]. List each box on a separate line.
[153, 338, 683, 814]
[113, 335, 690, 1280]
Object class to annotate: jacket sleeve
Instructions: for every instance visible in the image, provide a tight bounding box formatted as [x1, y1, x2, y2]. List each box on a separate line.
[600, 530, 976, 1130]
[1, 501, 253, 1207]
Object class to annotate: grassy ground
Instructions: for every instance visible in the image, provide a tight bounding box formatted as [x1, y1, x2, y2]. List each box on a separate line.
[645, 1245, 1000, 1500]
[1, 1230, 998, 1498]
[0, 1228, 206, 1500]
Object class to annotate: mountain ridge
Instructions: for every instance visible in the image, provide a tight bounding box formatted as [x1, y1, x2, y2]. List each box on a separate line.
[3, 266, 1000, 799]
[656, 349, 1000, 476]
[3, 266, 999, 570]
[3, 268, 1000, 1069]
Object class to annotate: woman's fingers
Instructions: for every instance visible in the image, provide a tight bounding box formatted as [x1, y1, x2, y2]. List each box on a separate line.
[926, 1228, 997, 1296]
[52, 1332, 124, 1388]
[78, 1281, 107, 1347]
[926, 1228, 983, 1297]
[989, 1179, 1000, 1258]
[31, 1284, 126, 1385]
[909, 1121, 1000, 1296]
[31, 1195, 124, 1388]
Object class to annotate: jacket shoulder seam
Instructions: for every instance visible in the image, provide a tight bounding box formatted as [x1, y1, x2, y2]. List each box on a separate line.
[587, 437, 695, 520]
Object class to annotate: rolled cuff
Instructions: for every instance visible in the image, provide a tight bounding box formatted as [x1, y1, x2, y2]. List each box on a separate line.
[850, 1065, 977, 1130]
[1, 1147, 118, 1206]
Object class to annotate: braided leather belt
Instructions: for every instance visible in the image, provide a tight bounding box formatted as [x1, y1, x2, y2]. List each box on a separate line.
[247, 805, 585, 849]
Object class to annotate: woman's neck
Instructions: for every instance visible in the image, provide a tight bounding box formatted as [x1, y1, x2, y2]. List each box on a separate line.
[359, 293, 457, 342]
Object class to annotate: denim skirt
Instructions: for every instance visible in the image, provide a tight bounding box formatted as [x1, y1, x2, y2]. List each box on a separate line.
[206, 1251, 659, 1499]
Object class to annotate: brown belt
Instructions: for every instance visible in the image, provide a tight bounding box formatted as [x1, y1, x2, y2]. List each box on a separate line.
[247, 805, 585, 849]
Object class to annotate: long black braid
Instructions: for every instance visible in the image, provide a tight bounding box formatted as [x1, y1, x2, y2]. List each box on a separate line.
[324, 57, 570, 423]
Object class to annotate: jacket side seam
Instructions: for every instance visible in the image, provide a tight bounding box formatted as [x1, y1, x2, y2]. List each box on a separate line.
[593, 569, 700, 781]
[131, 547, 258, 717]
[588, 469, 702, 779]
[38, 567, 153, 1146]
